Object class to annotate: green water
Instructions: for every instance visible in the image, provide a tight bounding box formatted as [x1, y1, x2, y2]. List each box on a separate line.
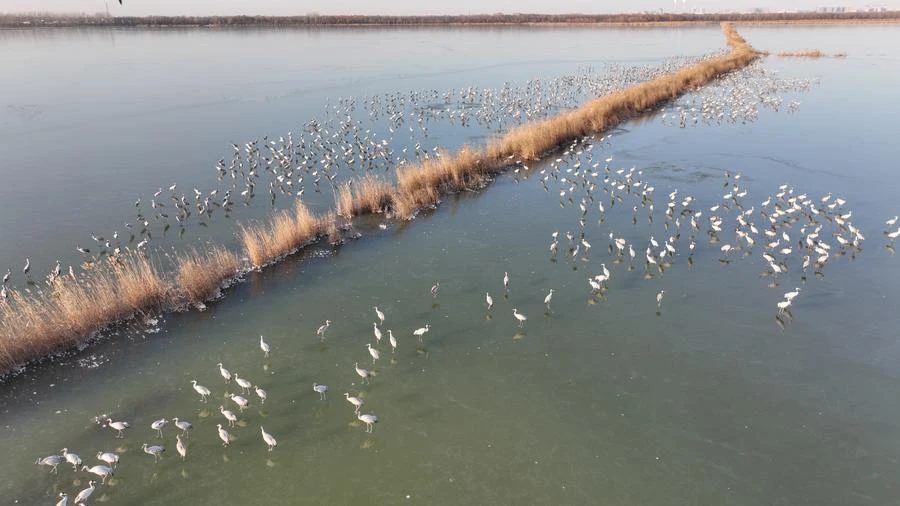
[3, 25, 900, 505]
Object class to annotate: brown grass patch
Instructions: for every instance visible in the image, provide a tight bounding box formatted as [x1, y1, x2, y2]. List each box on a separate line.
[175, 246, 240, 303]
[240, 201, 321, 268]
[0, 253, 167, 373]
[336, 176, 395, 218]
[319, 211, 343, 244]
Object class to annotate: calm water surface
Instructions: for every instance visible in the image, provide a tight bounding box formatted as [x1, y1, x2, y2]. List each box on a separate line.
[2, 25, 900, 505]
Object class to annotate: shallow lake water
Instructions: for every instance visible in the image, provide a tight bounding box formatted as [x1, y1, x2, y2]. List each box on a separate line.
[2, 24, 900, 505]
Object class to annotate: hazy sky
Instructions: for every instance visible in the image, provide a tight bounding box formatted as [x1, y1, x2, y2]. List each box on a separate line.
[3, 0, 898, 16]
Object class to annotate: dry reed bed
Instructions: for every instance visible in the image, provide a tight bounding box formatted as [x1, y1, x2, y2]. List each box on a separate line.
[0, 255, 169, 372]
[0, 23, 758, 377]
[175, 246, 240, 303]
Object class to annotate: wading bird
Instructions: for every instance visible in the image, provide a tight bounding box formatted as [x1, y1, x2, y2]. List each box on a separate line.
[61, 448, 81, 470]
[366, 343, 380, 364]
[217, 362, 232, 382]
[150, 418, 167, 438]
[259, 335, 270, 358]
[142, 443, 165, 463]
[355, 362, 371, 384]
[344, 392, 364, 413]
[106, 420, 130, 438]
[172, 418, 192, 436]
[316, 320, 331, 340]
[358, 412, 379, 433]
[81, 464, 113, 483]
[174, 434, 187, 461]
[35, 454, 63, 473]
[260, 426, 277, 451]
[191, 380, 211, 402]
[512, 308, 527, 327]
[217, 424, 232, 447]
[96, 451, 119, 468]
[73, 481, 96, 506]
[220, 405, 237, 427]
[313, 382, 328, 400]
[413, 324, 431, 342]
[373, 322, 382, 343]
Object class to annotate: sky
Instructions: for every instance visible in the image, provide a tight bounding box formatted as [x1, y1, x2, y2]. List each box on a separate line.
[2, 0, 898, 16]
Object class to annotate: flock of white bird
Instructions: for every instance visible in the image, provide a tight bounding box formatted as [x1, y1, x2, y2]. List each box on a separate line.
[18, 55, 900, 506]
[530, 129, 900, 329]
[4, 54, 736, 298]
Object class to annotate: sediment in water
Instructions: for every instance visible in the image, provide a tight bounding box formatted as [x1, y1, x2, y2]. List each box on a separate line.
[0, 23, 760, 378]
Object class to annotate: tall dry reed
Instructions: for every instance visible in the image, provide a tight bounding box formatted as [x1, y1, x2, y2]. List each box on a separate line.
[175, 246, 240, 303]
[240, 201, 320, 268]
[0, 254, 167, 373]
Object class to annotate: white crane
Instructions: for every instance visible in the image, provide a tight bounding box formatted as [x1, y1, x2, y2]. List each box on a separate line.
[60, 448, 81, 470]
[388, 329, 397, 353]
[81, 464, 113, 483]
[106, 420, 130, 438]
[366, 343, 380, 364]
[176, 434, 187, 461]
[358, 412, 378, 433]
[656, 290, 665, 308]
[777, 299, 792, 314]
[191, 380, 211, 402]
[485, 292, 493, 310]
[431, 282, 440, 298]
[260, 426, 277, 451]
[217, 362, 232, 382]
[96, 451, 119, 468]
[503, 271, 510, 291]
[413, 324, 431, 342]
[544, 289, 554, 308]
[373, 322, 382, 343]
[784, 287, 801, 301]
[512, 308, 527, 327]
[254, 385, 267, 404]
[316, 319, 331, 340]
[355, 362, 371, 384]
[55, 492, 67, 506]
[234, 374, 252, 394]
[172, 418, 193, 436]
[216, 424, 232, 447]
[73, 481, 96, 505]
[35, 454, 63, 473]
[230, 393, 249, 412]
[142, 443, 165, 463]
[259, 335, 270, 358]
[344, 392, 364, 413]
[373, 306, 385, 324]
[220, 405, 238, 427]
[313, 382, 329, 400]
[150, 418, 167, 438]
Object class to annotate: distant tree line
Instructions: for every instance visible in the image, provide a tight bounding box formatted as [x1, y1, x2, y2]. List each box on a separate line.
[1, 11, 899, 28]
